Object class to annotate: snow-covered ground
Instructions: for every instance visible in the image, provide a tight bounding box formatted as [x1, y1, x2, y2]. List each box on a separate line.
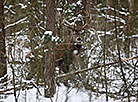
[4, 84, 119, 102]
[2, 30, 137, 102]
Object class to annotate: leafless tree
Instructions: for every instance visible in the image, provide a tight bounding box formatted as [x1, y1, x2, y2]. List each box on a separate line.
[0, 0, 6, 78]
[44, 0, 56, 98]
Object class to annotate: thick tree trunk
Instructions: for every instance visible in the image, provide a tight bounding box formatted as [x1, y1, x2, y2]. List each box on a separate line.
[44, 52, 55, 97]
[127, 0, 135, 35]
[82, 0, 90, 25]
[46, 0, 55, 32]
[44, 0, 56, 98]
[0, 0, 6, 78]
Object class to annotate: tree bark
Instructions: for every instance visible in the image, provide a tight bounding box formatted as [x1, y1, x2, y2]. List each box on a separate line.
[44, 0, 56, 98]
[46, 0, 55, 33]
[82, 0, 90, 24]
[126, 0, 135, 35]
[0, 0, 6, 78]
[107, 0, 115, 8]
[44, 51, 55, 98]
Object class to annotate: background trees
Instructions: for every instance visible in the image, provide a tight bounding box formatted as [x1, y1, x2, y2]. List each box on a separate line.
[0, 0, 138, 102]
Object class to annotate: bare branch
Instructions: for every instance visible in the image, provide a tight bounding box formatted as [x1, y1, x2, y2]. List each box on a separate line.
[64, 21, 77, 31]
[57, 56, 138, 79]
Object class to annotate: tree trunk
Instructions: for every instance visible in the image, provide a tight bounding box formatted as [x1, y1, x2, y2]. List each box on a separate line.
[0, 0, 6, 78]
[44, 0, 56, 98]
[126, 0, 135, 35]
[82, 0, 90, 25]
[107, 0, 115, 7]
[44, 51, 55, 98]
[46, 0, 55, 33]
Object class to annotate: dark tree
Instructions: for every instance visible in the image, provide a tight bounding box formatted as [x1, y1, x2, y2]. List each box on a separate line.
[0, 0, 6, 78]
[44, 0, 56, 98]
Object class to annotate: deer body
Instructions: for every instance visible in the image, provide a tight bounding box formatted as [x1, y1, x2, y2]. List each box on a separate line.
[55, 36, 82, 73]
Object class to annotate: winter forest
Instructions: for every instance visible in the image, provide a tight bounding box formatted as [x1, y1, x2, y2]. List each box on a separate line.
[0, 0, 138, 102]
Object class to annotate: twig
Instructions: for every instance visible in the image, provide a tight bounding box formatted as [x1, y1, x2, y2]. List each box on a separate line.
[30, 81, 42, 96]
[57, 56, 138, 79]
[0, 86, 22, 94]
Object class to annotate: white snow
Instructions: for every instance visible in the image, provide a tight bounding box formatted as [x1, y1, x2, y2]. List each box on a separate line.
[4, 85, 119, 102]
[5, 17, 28, 29]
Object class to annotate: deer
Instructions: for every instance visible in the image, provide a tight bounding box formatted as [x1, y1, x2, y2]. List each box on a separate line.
[55, 32, 82, 73]
[26, 19, 89, 73]
[55, 20, 90, 73]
